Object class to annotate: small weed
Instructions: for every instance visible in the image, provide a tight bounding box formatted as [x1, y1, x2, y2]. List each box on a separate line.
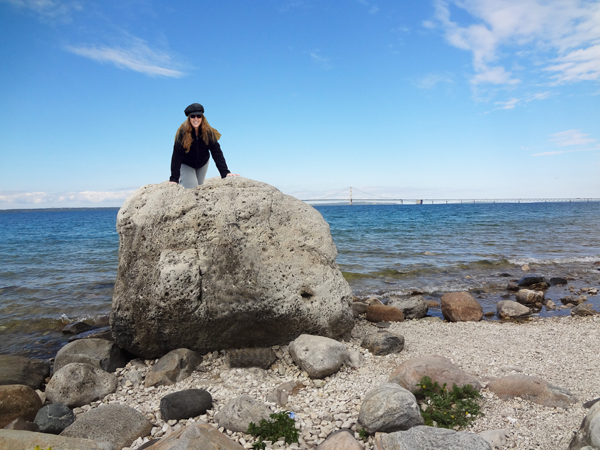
[413, 376, 483, 429]
[358, 428, 369, 441]
[34, 447, 52, 450]
[247, 410, 299, 450]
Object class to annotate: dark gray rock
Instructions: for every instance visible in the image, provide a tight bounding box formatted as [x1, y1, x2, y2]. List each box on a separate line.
[569, 401, 600, 450]
[110, 179, 354, 359]
[34, 403, 75, 434]
[358, 383, 423, 433]
[46, 363, 117, 408]
[159, 389, 213, 421]
[53, 338, 127, 373]
[289, 334, 348, 379]
[0, 355, 50, 390]
[227, 348, 277, 370]
[387, 296, 428, 319]
[571, 304, 597, 316]
[361, 331, 405, 355]
[60, 404, 152, 450]
[145, 348, 201, 388]
[550, 277, 568, 286]
[67, 326, 113, 343]
[517, 276, 546, 287]
[375, 425, 492, 450]
[214, 395, 272, 433]
[506, 282, 519, 291]
[62, 321, 93, 335]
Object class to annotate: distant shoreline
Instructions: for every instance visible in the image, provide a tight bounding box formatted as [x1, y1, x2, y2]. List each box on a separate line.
[0, 207, 121, 213]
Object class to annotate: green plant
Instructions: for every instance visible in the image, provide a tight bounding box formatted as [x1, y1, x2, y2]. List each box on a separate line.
[247, 410, 299, 450]
[358, 428, 369, 441]
[413, 376, 483, 429]
[34, 447, 52, 450]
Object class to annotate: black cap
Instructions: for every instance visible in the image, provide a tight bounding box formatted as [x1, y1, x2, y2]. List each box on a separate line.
[184, 103, 204, 116]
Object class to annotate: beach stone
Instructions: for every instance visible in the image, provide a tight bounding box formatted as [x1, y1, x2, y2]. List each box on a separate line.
[60, 403, 152, 450]
[441, 292, 483, 322]
[517, 276, 547, 287]
[54, 338, 127, 373]
[583, 397, 600, 409]
[487, 374, 577, 408]
[0, 385, 42, 428]
[496, 300, 530, 319]
[550, 277, 568, 285]
[345, 350, 364, 369]
[289, 334, 348, 379]
[144, 348, 201, 387]
[67, 326, 113, 343]
[358, 383, 423, 433]
[361, 331, 405, 355]
[125, 369, 144, 385]
[316, 429, 363, 450]
[569, 401, 600, 450]
[3, 417, 39, 432]
[351, 301, 368, 317]
[366, 305, 405, 322]
[46, 363, 117, 407]
[214, 394, 271, 433]
[34, 403, 75, 434]
[387, 295, 428, 319]
[515, 289, 544, 305]
[159, 389, 213, 421]
[62, 321, 93, 335]
[426, 300, 440, 308]
[545, 300, 557, 310]
[506, 282, 519, 291]
[110, 179, 354, 359]
[0, 355, 50, 390]
[388, 354, 482, 393]
[0, 429, 115, 450]
[227, 347, 277, 369]
[374, 425, 492, 450]
[478, 429, 507, 449]
[146, 422, 243, 450]
[266, 380, 303, 406]
[571, 303, 597, 316]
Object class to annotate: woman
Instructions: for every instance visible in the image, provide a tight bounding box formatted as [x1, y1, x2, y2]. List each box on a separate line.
[169, 103, 238, 188]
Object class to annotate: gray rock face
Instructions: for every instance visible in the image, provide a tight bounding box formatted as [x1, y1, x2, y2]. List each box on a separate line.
[569, 401, 600, 450]
[0, 385, 42, 428]
[387, 296, 428, 319]
[289, 334, 348, 379]
[227, 348, 277, 370]
[147, 422, 243, 450]
[144, 348, 201, 388]
[487, 374, 577, 408]
[0, 429, 115, 450]
[571, 303, 598, 316]
[34, 403, 75, 434]
[375, 425, 492, 450]
[0, 355, 50, 390]
[110, 179, 354, 359]
[46, 363, 117, 407]
[515, 289, 544, 305]
[159, 389, 213, 421]
[60, 404, 152, 450]
[361, 331, 405, 355]
[53, 338, 127, 373]
[496, 300, 531, 319]
[214, 395, 272, 433]
[388, 354, 482, 393]
[358, 383, 423, 433]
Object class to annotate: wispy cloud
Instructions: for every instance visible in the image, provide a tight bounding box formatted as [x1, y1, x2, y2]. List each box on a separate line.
[0, 189, 135, 206]
[309, 50, 333, 70]
[1, 0, 82, 23]
[66, 37, 184, 78]
[428, 0, 600, 86]
[356, 0, 378, 15]
[532, 129, 600, 156]
[489, 91, 550, 111]
[416, 72, 454, 89]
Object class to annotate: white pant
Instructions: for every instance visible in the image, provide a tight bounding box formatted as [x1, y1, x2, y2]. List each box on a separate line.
[180, 162, 209, 189]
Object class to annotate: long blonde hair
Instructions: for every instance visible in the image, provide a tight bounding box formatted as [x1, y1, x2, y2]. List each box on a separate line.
[175, 116, 222, 152]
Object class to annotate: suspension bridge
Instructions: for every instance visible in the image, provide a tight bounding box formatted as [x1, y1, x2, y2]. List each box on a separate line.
[301, 187, 600, 205]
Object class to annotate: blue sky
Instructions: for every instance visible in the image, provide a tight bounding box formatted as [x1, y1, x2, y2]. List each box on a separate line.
[1, 0, 599, 208]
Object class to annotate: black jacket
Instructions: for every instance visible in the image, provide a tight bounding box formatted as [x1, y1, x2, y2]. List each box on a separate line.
[170, 130, 230, 182]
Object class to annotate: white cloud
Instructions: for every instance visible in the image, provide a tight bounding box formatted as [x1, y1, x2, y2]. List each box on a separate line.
[66, 37, 184, 78]
[356, 0, 378, 14]
[490, 90, 550, 111]
[416, 72, 454, 89]
[532, 129, 600, 156]
[1, 0, 82, 22]
[0, 189, 135, 206]
[429, 0, 600, 85]
[309, 50, 333, 70]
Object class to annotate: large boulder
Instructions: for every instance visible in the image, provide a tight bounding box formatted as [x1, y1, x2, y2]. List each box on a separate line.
[60, 404, 152, 450]
[110, 179, 354, 359]
[0, 385, 42, 428]
[388, 354, 482, 393]
[46, 363, 117, 407]
[289, 334, 348, 379]
[374, 425, 492, 450]
[0, 429, 115, 450]
[0, 355, 50, 390]
[358, 383, 424, 433]
[53, 338, 127, 373]
[441, 292, 483, 322]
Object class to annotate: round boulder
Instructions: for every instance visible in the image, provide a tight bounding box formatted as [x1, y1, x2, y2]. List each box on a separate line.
[0, 384, 42, 428]
[34, 403, 75, 434]
[289, 334, 348, 379]
[441, 292, 483, 322]
[387, 295, 428, 319]
[160, 389, 213, 421]
[46, 363, 117, 407]
[358, 383, 424, 433]
[361, 331, 405, 355]
[496, 300, 530, 319]
[214, 395, 272, 433]
[54, 338, 127, 373]
[366, 305, 404, 323]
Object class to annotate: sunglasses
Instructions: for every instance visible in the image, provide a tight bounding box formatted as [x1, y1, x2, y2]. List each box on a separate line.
[190, 114, 203, 119]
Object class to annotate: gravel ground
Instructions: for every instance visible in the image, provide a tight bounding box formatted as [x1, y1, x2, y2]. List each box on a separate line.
[79, 314, 600, 450]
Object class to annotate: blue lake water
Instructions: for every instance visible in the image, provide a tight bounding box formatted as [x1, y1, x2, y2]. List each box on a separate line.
[1, 202, 599, 358]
